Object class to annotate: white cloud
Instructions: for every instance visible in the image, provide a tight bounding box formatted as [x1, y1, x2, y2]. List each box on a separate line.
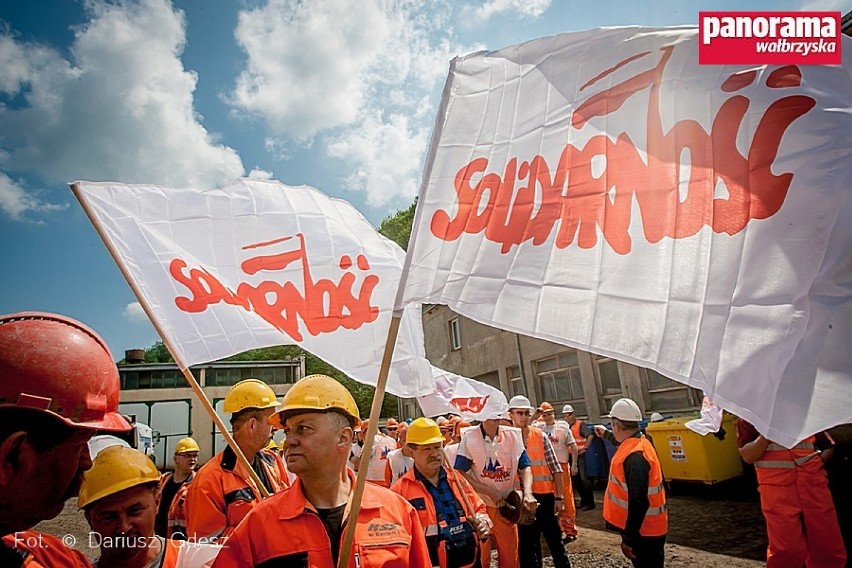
[248, 167, 273, 180]
[123, 301, 148, 322]
[0, 0, 244, 199]
[231, 0, 469, 207]
[327, 112, 428, 207]
[469, 0, 552, 21]
[0, 173, 67, 219]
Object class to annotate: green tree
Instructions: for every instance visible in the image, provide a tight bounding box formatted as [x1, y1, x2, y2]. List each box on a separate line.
[378, 199, 416, 251]
[143, 341, 174, 363]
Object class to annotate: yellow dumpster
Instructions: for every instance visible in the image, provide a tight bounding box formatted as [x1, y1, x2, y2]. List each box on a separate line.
[645, 413, 742, 484]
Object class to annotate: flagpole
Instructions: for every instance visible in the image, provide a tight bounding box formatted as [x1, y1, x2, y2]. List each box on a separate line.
[70, 182, 271, 499]
[337, 313, 402, 568]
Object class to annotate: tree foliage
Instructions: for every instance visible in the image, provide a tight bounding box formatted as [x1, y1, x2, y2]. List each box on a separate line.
[378, 199, 417, 251]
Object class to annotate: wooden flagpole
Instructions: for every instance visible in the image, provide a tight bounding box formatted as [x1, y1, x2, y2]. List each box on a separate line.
[70, 183, 271, 499]
[337, 314, 402, 568]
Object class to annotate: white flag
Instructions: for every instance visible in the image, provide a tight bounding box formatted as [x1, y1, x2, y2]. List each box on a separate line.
[73, 179, 434, 397]
[399, 27, 852, 447]
[417, 368, 508, 421]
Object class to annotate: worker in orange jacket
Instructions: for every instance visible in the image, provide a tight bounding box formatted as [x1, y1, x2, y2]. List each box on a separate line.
[213, 374, 431, 567]
[737, 419, 846, 568]
[0, 312, 132, 568]
[509, 396, 571, 568]
[184, 379, 289, 541]
[391, 418, 491, 568]
[78, 445, 221, 567]
[599, 398, 667, 568]
[538, 401, 579, 542]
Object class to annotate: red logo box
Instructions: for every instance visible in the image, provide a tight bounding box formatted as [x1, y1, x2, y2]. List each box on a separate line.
[699, 12, 841, 65]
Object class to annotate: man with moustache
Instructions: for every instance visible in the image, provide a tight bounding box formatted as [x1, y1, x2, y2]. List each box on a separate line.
[0, 312, 131, 567]
[213, 374, 431, 567]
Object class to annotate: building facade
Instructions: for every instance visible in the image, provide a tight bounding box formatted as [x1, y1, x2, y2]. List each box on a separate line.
[117, 355, 304, 469]
[400, 305, 702, 422]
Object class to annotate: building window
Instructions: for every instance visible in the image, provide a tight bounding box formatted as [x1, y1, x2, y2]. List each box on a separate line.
[534, 351, 585, 415]
[507, 365, 526, 396]
[596, 356, 623, 413]
[643, 369, 701, 412]
[449, 318, 461, 351]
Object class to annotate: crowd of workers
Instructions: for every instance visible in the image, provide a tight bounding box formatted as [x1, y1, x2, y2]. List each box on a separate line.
[0, 311, 848, 568]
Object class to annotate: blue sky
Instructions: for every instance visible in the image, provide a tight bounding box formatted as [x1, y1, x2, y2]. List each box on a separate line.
[1, 0, 846, 361]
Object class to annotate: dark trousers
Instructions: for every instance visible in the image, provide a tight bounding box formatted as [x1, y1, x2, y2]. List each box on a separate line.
[572, 453, 595, 507]
[629, 535, 666, 568]
[518, 493, 571, 568]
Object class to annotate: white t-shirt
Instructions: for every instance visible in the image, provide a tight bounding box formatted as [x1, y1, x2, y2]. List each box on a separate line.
[541, 420, 576, 464]
[456, 425, 526, 507]
[366, 433, 398, 482]
[444, 442, 459, 467]
[387, 448, 413, 483]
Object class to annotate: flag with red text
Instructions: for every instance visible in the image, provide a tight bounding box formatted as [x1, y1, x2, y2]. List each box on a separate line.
[398, 27, 852, 447]
[417, 368, 509, 421]
[73, 179, 434, 397]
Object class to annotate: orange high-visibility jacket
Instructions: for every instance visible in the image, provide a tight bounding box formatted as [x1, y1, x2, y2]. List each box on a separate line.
[391, 467, 487, 568]
[1, 532, 92, 568]
[570, 420, 588, 452]
[755, 436, 822, 485]
[603, 435, 667, 537]
[212, 470, 432, 568]
[525, 426, 557, 494]
[158, 471, 194, 539]
[185, 447, 288, 540]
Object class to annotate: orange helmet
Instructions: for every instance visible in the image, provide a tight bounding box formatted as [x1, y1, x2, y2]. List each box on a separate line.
[385, 418, 399, 429]
[538, 402, 554, 413]
[453, 420, 472, 438]
[0, 312, 130, 431]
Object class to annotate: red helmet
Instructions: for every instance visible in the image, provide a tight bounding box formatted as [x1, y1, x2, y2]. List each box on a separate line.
[0, 312, 130, 431]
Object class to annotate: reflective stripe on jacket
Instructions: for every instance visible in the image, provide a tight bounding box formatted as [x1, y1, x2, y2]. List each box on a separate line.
[570, 420, 587, 452]
[211, 469, 432, 567]
[603, 435, 667, 537]
[525, 426, 556, 494]
[185, 447, 289, 540]
[754, 435, 822, 486]
[390, 467, 487, 568]
[1, 532, 92, 568]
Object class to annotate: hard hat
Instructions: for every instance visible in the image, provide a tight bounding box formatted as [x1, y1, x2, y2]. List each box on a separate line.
[453, 420, 472, 438]
[77, 446, 159, 510]
[436, 416, 449, 426]
[650, 412, 665, 422]
[264, 439, 277, 451]
[562, 404, 575, 414]
[0, 312, 131, 431]
[385, 418, 399, 429]
[498, 490, 522, 524]
[270, 374, 360, 428]
[278, 438, 286, 450]
[88, 435, 131, 461]
[223, 379, 280, 413]
[605, 398, 643, 422]
[405, 418, 413, 424]
[174, 437, 200, 454]
[508, 395, 534, 411]
[539, 401, 554, 412]
[354, 418, 368, 433]
[406, 418, 445, 446]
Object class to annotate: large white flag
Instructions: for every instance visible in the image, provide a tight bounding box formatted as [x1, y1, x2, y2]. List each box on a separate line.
[73, 179, 434, 397]
[418, 368, 509, 421]
[399, 27, 852, 447]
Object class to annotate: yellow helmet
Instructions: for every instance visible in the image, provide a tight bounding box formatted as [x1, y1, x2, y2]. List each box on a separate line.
[406, 418, 445, 446]
[174, 437, 200, 454]
[270, 374, 360, 429]
[264, 439, 277, 451]
[223, 379, 280, 413]
[77, 446, 159, 510]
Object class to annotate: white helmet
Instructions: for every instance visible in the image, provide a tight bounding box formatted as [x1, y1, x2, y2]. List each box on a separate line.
[650, 412, 664, 422]
[605, 398, 643, 422]
[562, 404, 575, 414]
[508, 395, 534, 411]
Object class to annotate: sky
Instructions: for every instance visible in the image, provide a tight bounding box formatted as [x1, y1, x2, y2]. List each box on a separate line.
[1, 0, 847, 361]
